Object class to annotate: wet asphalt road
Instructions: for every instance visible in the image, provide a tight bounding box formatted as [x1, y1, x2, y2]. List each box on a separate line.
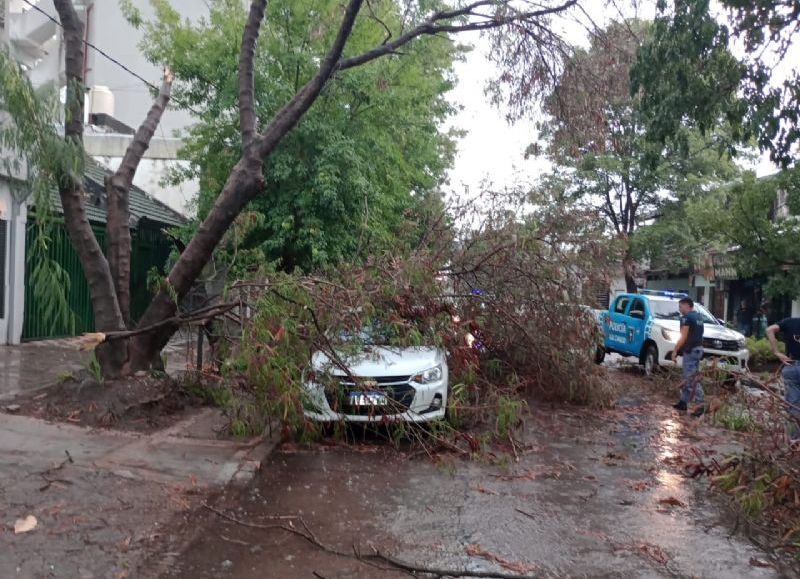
[152, 378, 786, 579]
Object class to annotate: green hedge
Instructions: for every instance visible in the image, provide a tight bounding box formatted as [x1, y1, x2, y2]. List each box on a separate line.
[746, 337, 784, 367]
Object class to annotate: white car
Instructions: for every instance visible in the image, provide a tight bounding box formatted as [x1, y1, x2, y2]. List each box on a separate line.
[302, 328, 448, 423]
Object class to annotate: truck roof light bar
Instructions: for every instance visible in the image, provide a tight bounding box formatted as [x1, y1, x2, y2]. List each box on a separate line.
[638, 289, 689, 298]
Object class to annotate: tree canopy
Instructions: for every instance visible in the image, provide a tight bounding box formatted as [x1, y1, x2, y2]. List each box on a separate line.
[129, 0, 459, 272]
[632, 0, 800, 167]
[3, 0, 584, 376]
[536, 19, 740, 292]
[630, 0, 800, 298]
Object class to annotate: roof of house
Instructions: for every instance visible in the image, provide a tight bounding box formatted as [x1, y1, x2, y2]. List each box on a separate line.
[42, 159, 187, 228]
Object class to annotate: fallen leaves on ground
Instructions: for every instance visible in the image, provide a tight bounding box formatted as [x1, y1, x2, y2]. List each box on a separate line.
[602, 451, 627, 466]
[464, 544, 538, 574]
[613, 541, 669, 566]
[627, 480, 650, 492]
[490, 465, 567, 481]
[657, 496, 686, 507]
[14, 515, 38, 534]
[749, 557, 775, 568]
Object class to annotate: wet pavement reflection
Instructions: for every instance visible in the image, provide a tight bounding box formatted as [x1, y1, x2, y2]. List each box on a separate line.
[0, 343, 85, 401]
[158, 382, 781, 579]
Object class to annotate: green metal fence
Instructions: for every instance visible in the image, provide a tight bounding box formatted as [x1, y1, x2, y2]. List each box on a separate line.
[22, 221, 175, 341]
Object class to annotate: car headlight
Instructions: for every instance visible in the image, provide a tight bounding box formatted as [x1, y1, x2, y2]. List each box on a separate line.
[660, 327, 680, 343]
[412, 365, 443, 384]
[738, 338, 746, 349]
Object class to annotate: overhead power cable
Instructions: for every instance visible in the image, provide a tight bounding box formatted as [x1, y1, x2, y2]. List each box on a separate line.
[19, 0, 202, 116]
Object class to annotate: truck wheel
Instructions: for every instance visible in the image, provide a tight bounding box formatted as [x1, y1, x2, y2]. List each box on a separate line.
[594, 345, 605, 365]
[643, 344, 658, 376]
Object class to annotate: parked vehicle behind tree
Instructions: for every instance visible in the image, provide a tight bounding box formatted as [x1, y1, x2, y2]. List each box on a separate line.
[594, 290, 748, 374]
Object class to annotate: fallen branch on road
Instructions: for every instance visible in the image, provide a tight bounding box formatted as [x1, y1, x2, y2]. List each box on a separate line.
[202, 502, 540, 579]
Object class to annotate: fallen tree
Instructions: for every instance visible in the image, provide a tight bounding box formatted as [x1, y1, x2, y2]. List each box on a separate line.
[7, 0, 587, 378]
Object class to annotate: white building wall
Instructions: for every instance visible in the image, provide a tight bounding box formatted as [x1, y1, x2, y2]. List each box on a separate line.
[8, 197, 26, 343]
[85, 0, 209, 135]
[6, 1, 210, 216]
[0, 181, 27, 345]
[792, 300, 800, 318]
[609, 275, 627, 299]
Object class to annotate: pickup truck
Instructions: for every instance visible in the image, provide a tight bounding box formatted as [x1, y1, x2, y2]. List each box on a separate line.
[594, 290, 749, 374]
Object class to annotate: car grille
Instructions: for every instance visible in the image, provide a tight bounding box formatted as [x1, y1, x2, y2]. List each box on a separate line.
[324, 375, 416, 416]
[702, 337, 740, 352]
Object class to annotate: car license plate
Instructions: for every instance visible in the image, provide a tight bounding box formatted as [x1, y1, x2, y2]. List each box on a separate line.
[349, 392, 388, 406]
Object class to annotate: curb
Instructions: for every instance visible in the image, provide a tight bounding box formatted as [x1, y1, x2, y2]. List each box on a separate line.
[229, 422, 282, 487]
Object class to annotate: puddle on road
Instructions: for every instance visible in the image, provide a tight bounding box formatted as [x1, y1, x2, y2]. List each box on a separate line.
[161, 395, 781, 579]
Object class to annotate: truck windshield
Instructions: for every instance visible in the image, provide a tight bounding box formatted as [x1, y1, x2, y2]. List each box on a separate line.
[649, 300, 719, 324]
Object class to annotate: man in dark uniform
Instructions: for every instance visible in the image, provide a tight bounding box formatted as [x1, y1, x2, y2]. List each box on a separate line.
[767, 316, 800, 447]
[671, 297, 705, 415]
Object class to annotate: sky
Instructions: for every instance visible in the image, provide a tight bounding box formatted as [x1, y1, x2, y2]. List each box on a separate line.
[442, 2, 783, 202]
[443, 35, 547, 196]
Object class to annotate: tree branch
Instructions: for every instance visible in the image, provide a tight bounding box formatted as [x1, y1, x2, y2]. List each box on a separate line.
[254, 0, 364, 159]
[239, 0, 268, 150]
[99, 302, 238, 342]
[365, 0, 392, 45]
[106, 67, 174, 324]
[336, 0, 579, 72]
[202, 503, 540, 579]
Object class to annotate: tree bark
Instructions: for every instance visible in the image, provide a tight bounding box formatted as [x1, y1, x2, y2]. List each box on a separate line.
[239, 0, 267, 150]
[622, 244, 637, 293]
[120, 0, 581, 371]
[106, 69, 173, 325]
[53, 0, 127, 375]
[127, 0, 366, 370]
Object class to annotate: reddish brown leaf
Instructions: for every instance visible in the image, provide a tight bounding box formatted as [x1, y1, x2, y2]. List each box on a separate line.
[464, 544, 537, 574]
[627, 480, 650, 492]
[657, 496, 686, 507]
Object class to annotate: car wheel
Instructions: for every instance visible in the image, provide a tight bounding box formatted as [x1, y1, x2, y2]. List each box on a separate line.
[594, 345, 606, 365]
[643, 343, 658, 376]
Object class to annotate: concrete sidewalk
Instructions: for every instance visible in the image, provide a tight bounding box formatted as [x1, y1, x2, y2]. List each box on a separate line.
[0, 409, 268, 487]
[1, 408, 275, 578]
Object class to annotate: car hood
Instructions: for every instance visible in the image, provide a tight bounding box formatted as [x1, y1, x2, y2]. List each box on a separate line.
[654, 320, 744, 341]
[311, 346, 443, 377]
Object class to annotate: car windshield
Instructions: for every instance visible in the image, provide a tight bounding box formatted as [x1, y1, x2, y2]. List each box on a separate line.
[334, 322, 396, 346]
[649, 300, 719, 324]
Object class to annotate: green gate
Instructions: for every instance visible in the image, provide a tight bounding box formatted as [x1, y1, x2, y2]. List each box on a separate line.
[22, 221, 174, 341]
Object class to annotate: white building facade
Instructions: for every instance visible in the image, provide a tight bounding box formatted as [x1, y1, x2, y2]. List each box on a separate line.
[0, 0, 203, 343]
[4, 0, 202, 216]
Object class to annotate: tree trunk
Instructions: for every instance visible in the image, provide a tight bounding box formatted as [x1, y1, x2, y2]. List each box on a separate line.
[106, 70, 173, 325]
[105, 177, 133, 326]
[623, 246, 637, 293]
[128, 157, 265, 369]
[239, 0, 267, 150]
[53, 0, 127, 375]
[127, 0, 366, 371]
